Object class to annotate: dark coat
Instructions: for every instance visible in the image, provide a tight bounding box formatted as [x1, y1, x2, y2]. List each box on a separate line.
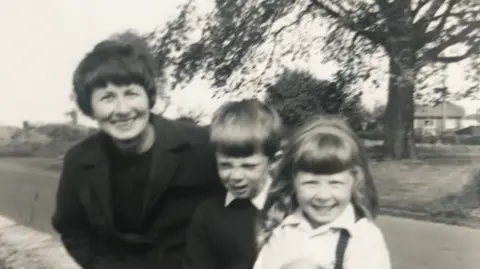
[52, 115, 223, 269]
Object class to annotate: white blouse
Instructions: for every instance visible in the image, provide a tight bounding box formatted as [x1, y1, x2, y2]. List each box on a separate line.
[253, 204, 391, 269]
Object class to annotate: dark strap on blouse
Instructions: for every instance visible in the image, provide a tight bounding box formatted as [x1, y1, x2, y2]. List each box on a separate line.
[334, 209, 361, 269]
[333, 229, 350, 269]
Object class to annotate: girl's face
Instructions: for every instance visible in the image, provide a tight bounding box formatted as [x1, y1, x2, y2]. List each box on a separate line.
[293, 168, 355, 228]
[91, 83, 150, 142]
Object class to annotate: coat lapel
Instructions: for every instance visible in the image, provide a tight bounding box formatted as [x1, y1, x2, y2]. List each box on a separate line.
[80, 133, 114, 229]
[142, 116, 189, 216]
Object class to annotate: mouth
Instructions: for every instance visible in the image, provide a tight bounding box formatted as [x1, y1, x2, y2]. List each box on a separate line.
[311, 204, 336, 212]
[111, 117, 137, 129]
[230, 184, 248, 193]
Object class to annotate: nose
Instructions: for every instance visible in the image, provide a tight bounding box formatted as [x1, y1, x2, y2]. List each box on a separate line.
[312, 186, 332, 202]
[229, 169, 244, 183]
[114, 96, 130, 115]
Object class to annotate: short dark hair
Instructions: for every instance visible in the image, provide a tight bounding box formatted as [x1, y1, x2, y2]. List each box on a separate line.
[72, 31, 158, 117]
[210, 99, 284, 158]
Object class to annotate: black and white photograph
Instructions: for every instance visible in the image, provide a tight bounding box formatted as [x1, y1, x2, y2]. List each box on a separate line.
[0, 0, 479, 268]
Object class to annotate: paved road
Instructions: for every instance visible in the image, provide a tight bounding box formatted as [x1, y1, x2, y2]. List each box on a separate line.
[0, 158, 478, 269]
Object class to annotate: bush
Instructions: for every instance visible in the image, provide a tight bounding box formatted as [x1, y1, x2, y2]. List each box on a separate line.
[460, 136, 480, 145]
[35, 124, 97, 142]
[358, 130, 383, 141]
[425, 168, 480, 219]
[0, 124, 96, 158]
[0, 142, 45, 157]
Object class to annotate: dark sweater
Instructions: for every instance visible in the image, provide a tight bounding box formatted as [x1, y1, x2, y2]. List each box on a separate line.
[183, 194, 259, 269]
[106, 139, 154, 234]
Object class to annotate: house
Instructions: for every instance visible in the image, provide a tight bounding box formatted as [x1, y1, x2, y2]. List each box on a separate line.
[455, 125, 480, 136]
[414, 102, 465, 135]
[461, 113, 480, 128]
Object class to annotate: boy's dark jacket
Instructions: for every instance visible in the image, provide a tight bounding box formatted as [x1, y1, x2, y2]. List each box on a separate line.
[51, 115, 223, 269]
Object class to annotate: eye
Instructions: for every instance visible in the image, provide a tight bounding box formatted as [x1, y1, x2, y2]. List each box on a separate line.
[100, 94, 114, 101]
[218, 162, 231, 169]
[125, 90, 140, 96]
[242, 164, 257, 170]
[329, 180, 344, 185]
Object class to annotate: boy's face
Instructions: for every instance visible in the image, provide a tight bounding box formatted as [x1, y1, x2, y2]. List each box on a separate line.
[216, 152, 271, 199]
[293, 169, 355, 228]
[91, 83, 150, 142]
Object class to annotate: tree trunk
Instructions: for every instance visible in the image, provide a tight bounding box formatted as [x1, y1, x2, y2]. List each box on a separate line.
[382, 0, 417, 160]
[383, 49, 417, 159]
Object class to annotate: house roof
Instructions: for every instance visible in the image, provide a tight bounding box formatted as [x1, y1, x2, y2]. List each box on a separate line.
[415, 102, 465, 118]
[464, 113, 480, 120]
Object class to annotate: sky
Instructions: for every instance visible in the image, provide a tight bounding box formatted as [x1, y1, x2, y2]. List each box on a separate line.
[0, 0, 477, 127]
[0, 0, 186, 127]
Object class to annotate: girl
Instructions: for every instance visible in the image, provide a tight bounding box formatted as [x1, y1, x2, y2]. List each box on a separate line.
[254, 115, 391, 269]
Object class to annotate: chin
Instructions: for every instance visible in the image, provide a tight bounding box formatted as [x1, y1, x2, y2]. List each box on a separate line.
[106, 122, 148, 141]
[109, 129, 142, 141]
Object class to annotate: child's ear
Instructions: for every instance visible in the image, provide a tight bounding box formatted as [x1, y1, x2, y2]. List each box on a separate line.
[268, 150, 283, 174]
[272, 150, 284, 164]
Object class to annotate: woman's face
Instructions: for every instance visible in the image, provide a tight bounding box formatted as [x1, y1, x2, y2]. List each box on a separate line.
[91, 83, 150, 142]
[293, 169, 355, 228]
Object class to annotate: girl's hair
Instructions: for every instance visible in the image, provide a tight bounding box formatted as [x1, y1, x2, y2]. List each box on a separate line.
[72, 31, 159, 117]
[256, 114, 379, 248]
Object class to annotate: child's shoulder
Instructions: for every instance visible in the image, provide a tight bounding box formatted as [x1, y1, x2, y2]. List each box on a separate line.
[196, 194, 225, 212]
[351, 218, 386, 240]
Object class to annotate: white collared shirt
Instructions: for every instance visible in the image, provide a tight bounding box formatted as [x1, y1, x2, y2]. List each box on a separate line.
[253, 204, 391, 269]
[224, 176, 272, 210]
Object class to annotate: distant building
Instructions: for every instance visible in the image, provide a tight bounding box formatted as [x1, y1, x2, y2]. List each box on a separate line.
[414, 102, 465, 135]
[461, 113, 480, 128]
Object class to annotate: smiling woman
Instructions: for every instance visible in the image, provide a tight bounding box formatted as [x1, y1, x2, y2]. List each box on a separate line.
[51, 31, 224, 269]
[90, 83, 153, 152]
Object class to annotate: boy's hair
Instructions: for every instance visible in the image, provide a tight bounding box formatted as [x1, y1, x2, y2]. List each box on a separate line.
[210, 99, 283, 159]
[72, 31, 159, 117]
[256, 114, 379, 248]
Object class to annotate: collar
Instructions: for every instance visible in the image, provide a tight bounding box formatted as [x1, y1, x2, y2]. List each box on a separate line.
[224, 175, 272, 210]
[280, 203, 357, 237]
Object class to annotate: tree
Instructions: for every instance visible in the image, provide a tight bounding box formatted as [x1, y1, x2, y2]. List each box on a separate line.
[65, 109, 79, 125]
[310, 0, 479, 159]
[149, 0, 480, 159]
[148, 0, 299, 94]
[365, 103, 386, 131]
[175, 109, 207, 125]
[265, 68, 365, 130]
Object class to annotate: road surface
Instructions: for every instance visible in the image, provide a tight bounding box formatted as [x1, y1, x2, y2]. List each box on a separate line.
[0, 158, 478, 269]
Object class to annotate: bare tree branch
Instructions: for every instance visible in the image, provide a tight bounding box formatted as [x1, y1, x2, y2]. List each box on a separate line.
[435, 46, 477, 62]
[310, 0, 346, 19]
[413, 0, 434, 19]
[417, 0, 459, 47]
[376, 0, 392, 11]
[414, 0, 449, 34]
[310, 0, 388, 46]
[423, 21, 480, 59]
[432, 10, 479, 21]
[246, 2, 317, 90]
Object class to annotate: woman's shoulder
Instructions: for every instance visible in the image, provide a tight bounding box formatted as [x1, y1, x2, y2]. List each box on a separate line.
[153, 115, 210, 144]
[62, 132, 103, 164]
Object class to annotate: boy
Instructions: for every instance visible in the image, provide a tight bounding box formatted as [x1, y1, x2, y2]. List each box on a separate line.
[183, 99, 284, 269]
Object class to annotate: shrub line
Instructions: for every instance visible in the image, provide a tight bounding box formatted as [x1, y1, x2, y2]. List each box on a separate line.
[380, 207, 480, 230]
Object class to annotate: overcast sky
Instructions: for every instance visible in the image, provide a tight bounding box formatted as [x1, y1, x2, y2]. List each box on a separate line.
[0, 0, 477, 127]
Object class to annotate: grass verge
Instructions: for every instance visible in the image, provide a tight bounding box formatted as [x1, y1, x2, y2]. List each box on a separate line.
[371, 159, 480, 228]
